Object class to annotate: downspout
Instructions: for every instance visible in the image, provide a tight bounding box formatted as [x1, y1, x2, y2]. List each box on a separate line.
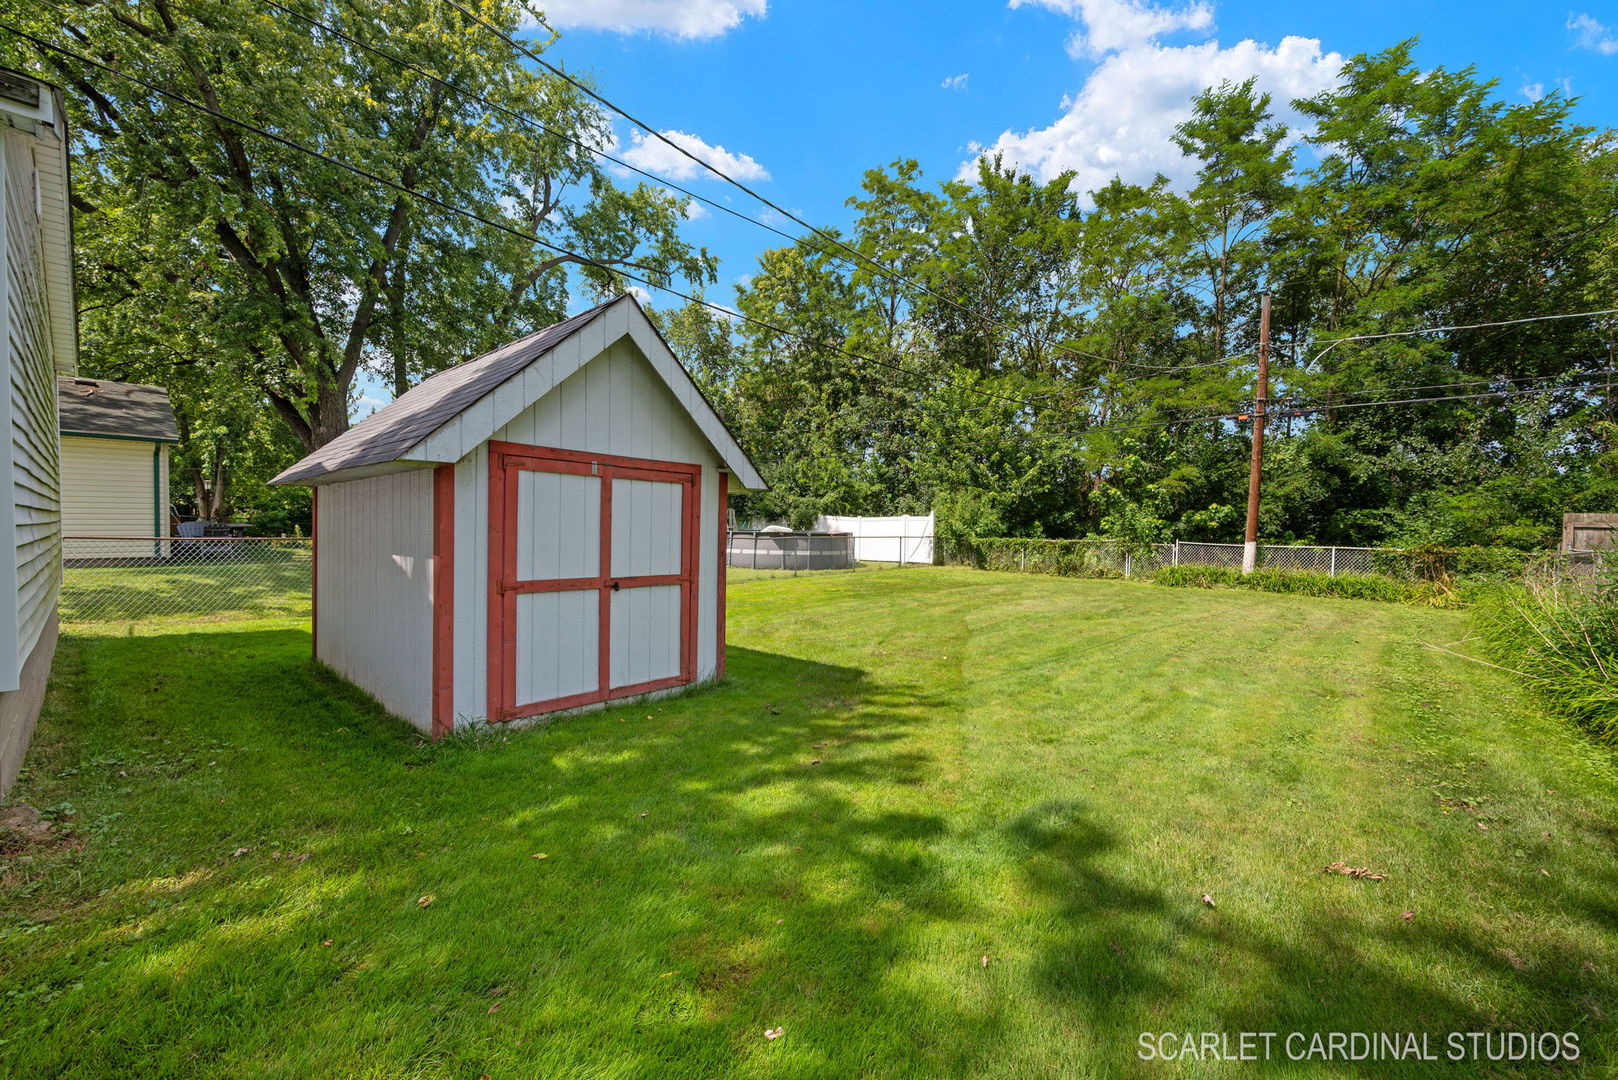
[152, 442, 161, 559]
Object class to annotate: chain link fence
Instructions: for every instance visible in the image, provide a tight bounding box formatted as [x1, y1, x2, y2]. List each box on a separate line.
[727, 532, 934, 583]
[1524, 548, 1616, 598]
[727, 535, 1519, 583]
[1169, 541, 1386, 575]
[937, 537, 1550, 584]
[61, 536, 312, 627]
[55, 531, 1595, 623]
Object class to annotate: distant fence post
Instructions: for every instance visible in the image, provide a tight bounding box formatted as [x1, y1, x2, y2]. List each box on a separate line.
[1329, 547, 1337, 577]
[1172, 540, 1180, 567]
[1124, 551, 1133, 578]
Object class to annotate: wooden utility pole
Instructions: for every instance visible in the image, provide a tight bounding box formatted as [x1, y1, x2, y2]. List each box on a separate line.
[1242, 294, 1271, 574]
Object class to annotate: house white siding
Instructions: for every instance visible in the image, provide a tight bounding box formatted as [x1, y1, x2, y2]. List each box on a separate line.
[59, 435, 162, 537]
[315, 468, 436, 732]
[0, 91, 70, 794]
[448, 335, 723, 727]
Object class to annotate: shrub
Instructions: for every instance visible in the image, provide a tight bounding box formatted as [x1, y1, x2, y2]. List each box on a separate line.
[1153, 565, 1460, 608]
[938, 537, 1132, 579]
[1472, 590, 1618, 745]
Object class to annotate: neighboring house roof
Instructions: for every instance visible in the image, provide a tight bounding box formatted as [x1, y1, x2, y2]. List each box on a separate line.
[0, 67, 76, 376]
[57, 378, 179, 442]
[270, 295, 765, 490]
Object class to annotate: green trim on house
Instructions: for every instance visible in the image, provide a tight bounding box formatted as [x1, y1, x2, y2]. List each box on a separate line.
[152, 442, 162, 540]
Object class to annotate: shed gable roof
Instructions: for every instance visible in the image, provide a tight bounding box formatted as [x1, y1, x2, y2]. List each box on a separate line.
[57, 377, 178, 442]
[270, 296, 764, 490]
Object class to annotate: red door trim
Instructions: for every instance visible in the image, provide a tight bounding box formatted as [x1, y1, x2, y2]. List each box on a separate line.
[486, 442, 702, 724]
[486, 449, 508, 724]
[595, 460, 613, 703]
[310, 485, 319, 661]
[716, 470, 728, 679]
[431, 465, 456, 739]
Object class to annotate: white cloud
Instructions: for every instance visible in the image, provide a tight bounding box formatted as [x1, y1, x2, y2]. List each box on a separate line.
[536, 0, 766, 39]
[1568, 12, 1618, 54]
[964, 1, 1341, 197]
[942, 72, 970, 90]
[1011, 0, 1213, 58]
[683, 197, 709, 220]
[1522, 79, 1545, 101]
[618, 128, 771, 182]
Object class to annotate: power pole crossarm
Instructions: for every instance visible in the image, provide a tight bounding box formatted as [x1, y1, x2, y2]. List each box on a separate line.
[1242, 294, 1271, 575]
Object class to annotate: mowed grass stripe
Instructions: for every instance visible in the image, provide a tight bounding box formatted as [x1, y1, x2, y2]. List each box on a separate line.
[0, 568, 1614, 1078]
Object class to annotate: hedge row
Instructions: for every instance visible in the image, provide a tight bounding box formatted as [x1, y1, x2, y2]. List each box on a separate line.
[1150, 565, 1466, 607]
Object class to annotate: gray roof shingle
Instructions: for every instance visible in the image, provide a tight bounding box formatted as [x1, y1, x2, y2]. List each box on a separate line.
[271, 299, 620, 486]
[57, 378, 179, 442]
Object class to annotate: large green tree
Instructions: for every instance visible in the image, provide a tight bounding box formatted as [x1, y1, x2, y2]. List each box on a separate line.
[5, 0, 714, 452]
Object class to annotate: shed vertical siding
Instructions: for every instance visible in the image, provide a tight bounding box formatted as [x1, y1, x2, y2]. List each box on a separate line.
[316, 469, 435, 732]
[450, 336, 723, 726]
[59, 436, 158, 537]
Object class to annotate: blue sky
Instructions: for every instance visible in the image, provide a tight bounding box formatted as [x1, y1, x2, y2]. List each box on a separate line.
[546, 0, 1618, 293]
[357, 0, 1618, 413]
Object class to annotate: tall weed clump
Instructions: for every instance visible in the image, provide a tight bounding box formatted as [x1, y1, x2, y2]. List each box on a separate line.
[1474, 589, 1618, 745]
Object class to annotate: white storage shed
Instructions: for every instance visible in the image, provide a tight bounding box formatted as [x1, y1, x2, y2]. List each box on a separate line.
[270, 296, 764, 737]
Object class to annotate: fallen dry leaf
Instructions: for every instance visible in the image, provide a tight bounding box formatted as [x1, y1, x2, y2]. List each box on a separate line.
[1323, 861, 1387, 881]
[417, 894, 435, 908]
[1201, 893, 1215, 907]
[659, 971, 678, 978]
[231, 847, 250, 857]
[1400, 911, 1414, 921]
[488, 1002, 502, 1015]
[321, 939, 334, 946]
[639, 811, 649, 819]
[811, 743, 824, 749]
[531, 853, 548, 860]
[809, 759, 822, 766]
[764, 1026, 785, 1040]
[981, 955, 990, 968]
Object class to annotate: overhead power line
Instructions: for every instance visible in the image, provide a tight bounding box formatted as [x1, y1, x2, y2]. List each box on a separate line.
[1272, 381, 1607, 416]
[4, 23, 1064, 420]
[434, 0, 1152, 376]
[1309, 308, 1618, 365]
[12, 22, 1613, 455]
[1311, 368, 1613, 401]
[254, 0, 1223, 403]
[258, 0, 816, 253]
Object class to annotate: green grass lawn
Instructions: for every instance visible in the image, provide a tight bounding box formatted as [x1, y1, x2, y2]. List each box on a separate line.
[3, 568, 1616, 1078]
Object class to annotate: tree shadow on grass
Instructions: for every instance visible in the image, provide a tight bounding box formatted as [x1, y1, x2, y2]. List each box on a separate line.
[1008, 799, 1618, 1077]
[4, 632, 1011, 1080]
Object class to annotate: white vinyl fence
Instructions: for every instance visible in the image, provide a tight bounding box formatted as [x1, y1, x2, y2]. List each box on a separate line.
[817, 513, 934, 565]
